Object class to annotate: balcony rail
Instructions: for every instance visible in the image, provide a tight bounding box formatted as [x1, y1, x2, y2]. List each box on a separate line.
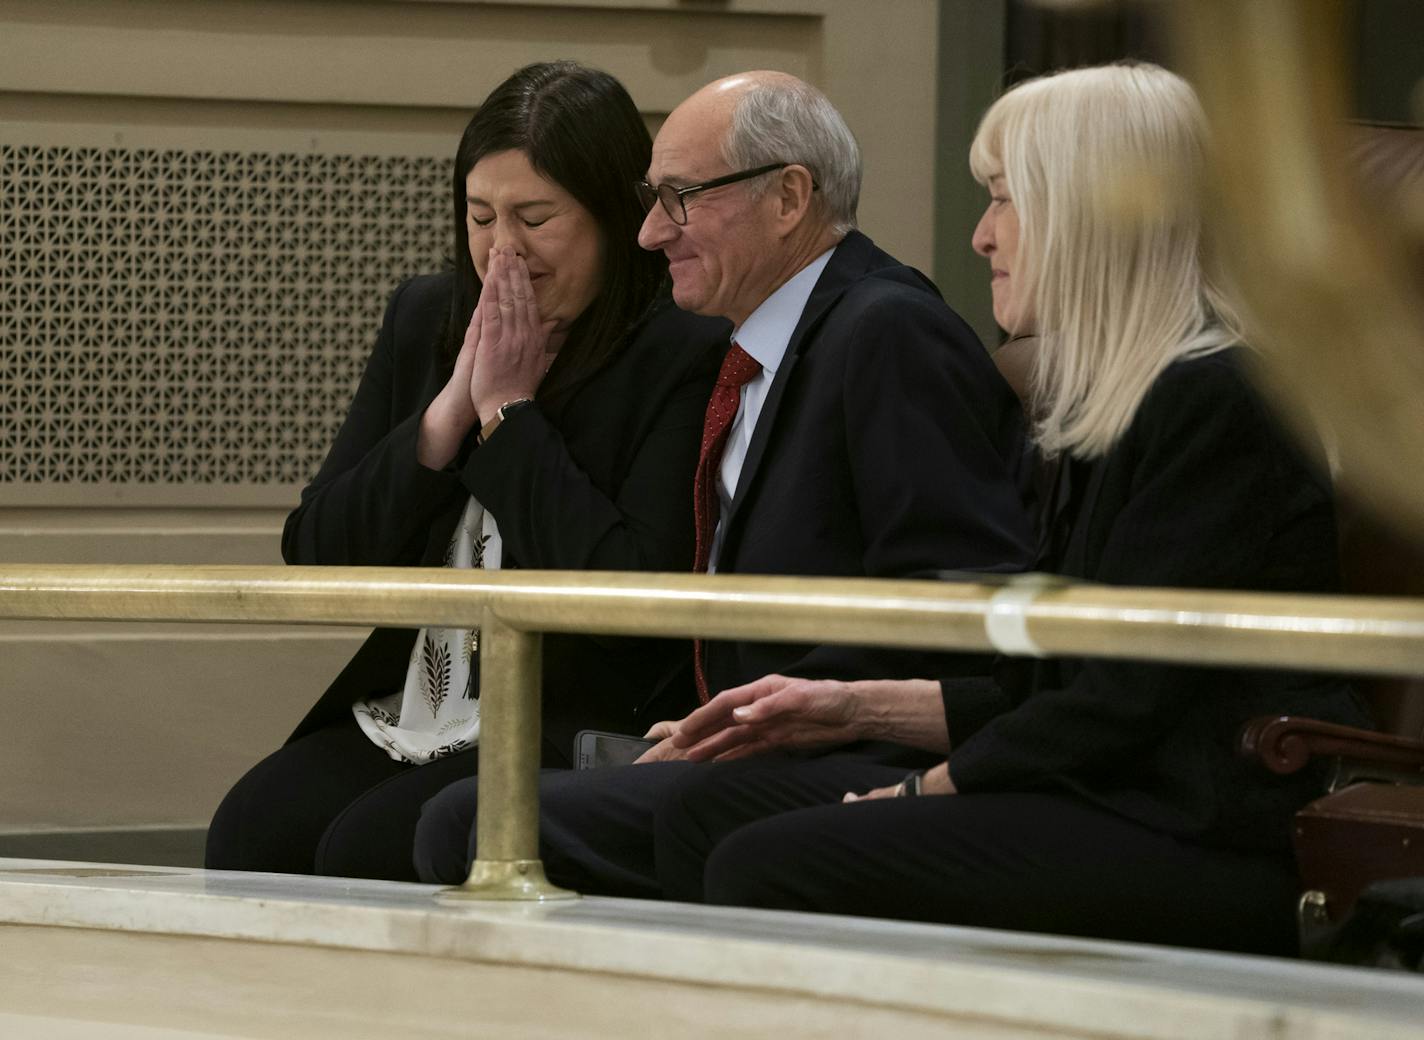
[2, 563, 1422, 899]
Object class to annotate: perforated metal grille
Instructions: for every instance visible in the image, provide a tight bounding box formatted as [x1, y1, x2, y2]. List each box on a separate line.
[0, 144, 450, 487]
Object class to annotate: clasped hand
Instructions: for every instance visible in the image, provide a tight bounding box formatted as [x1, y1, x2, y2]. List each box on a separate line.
[467, 246, 559, 425]
[418, 247, 557, 468]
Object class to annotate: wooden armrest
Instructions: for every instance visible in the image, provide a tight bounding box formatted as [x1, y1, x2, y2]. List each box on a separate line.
[1239, 715, 1424, 776]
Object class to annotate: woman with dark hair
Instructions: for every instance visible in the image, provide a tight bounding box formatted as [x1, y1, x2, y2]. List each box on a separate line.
[206, 61, 727, 880]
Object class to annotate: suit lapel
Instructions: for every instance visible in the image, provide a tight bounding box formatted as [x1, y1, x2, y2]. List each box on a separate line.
[719, 350, 796, 544]
[420, 496, 466, 566]
[717, 233, 876, 558]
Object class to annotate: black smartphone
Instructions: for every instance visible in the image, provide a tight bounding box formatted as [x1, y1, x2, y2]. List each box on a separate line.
[574, 729, 656, 769]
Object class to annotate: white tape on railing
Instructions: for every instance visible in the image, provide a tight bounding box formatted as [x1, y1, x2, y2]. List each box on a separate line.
[984, 575, 1059, 657]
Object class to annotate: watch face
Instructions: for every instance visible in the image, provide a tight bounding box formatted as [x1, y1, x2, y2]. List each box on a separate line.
[499, 398, 533, 421]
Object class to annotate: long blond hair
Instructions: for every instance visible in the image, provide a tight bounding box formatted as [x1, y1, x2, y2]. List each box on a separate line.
[970, 62, 1241, 459]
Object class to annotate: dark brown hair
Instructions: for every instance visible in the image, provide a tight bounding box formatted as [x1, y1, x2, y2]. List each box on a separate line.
[447, 61, 666, 404]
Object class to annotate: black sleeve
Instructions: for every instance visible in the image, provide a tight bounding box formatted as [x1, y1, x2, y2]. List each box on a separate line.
[947, 357, 1321, 789]
[281, 278, 464, 566]
[939, 672, 1015, 746]
[782, 289, 1035, 681]
[460, 356, 709, 572]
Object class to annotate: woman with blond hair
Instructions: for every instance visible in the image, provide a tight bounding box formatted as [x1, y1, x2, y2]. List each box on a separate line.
[644, 62, 1370, 954]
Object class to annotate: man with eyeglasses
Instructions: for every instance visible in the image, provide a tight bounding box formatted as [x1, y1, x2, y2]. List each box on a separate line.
[414, 71, 1033, 893]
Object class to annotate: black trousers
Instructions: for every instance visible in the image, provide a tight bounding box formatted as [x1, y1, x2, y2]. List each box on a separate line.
[205, 714, 479, 880]
[413, 761, 700, 896]
[655, 755, 1303, 956]
[415, 749, 1300, 956]
[412, 745, 933, 893]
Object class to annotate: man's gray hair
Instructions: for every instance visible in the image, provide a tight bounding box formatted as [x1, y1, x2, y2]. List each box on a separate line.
[721, 78, 861, 237]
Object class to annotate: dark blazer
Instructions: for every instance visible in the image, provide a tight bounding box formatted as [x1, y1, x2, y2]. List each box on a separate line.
[283, 271, 729, 763]
[704, 231, 1036, 693]
[944, 350, 1372, 850]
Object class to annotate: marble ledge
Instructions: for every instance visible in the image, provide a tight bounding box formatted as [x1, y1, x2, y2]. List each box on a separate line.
[0, 857, 1421, 1040]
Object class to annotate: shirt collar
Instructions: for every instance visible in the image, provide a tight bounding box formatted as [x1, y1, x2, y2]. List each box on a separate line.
[731, 246, 836, 374]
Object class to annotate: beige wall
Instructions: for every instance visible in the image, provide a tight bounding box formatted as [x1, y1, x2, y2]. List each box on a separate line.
[0, 0, 946, 832]
[1, 0, 940, 267]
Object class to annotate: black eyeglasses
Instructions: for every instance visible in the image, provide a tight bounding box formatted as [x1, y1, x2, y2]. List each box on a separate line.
[635, 163, 790, 226]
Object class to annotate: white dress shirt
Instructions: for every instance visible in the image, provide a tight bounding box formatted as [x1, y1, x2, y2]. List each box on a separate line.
[708, 246, 835, 571]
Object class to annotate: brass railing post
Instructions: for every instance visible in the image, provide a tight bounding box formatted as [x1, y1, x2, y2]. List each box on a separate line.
[443, 610, 576, 901]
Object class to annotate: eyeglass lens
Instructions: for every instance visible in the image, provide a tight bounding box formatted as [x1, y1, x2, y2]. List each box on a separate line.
[635, 181, 686, 225]
[656, 184, 686, 225]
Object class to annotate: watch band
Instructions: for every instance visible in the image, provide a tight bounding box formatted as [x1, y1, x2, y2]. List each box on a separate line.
[478, 397, 534, 446]
[899, 769, 925, 797]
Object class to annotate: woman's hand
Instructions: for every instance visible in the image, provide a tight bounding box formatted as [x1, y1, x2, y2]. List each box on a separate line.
[416, 301, 484, 470]
[844, 762, 956, 802]
[671, 674, 870, 762]
[471, 247, 560, 425]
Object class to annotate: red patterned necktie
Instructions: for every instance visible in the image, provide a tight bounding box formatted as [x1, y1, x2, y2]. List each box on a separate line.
[692, 342, 762, 702]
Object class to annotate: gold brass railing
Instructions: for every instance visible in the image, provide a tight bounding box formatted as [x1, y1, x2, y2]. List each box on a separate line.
[2, 564, 1423, 899]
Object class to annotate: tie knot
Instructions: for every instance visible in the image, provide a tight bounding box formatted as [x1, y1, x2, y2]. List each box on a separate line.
[717, 342, 762, 389]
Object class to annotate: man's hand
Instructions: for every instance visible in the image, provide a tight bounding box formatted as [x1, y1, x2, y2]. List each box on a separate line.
[672, 674, 867, 762]
[633, 719, 690, 764]
[844, 761, 955, 801]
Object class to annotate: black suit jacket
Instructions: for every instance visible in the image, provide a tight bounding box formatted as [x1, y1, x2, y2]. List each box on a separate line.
[283, 272, 729, 763]
[944, 350, 1372, 850]
[705, 231, 1035, 693]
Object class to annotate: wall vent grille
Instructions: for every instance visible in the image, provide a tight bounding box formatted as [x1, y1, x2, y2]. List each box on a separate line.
[0, 143, 450, 491]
